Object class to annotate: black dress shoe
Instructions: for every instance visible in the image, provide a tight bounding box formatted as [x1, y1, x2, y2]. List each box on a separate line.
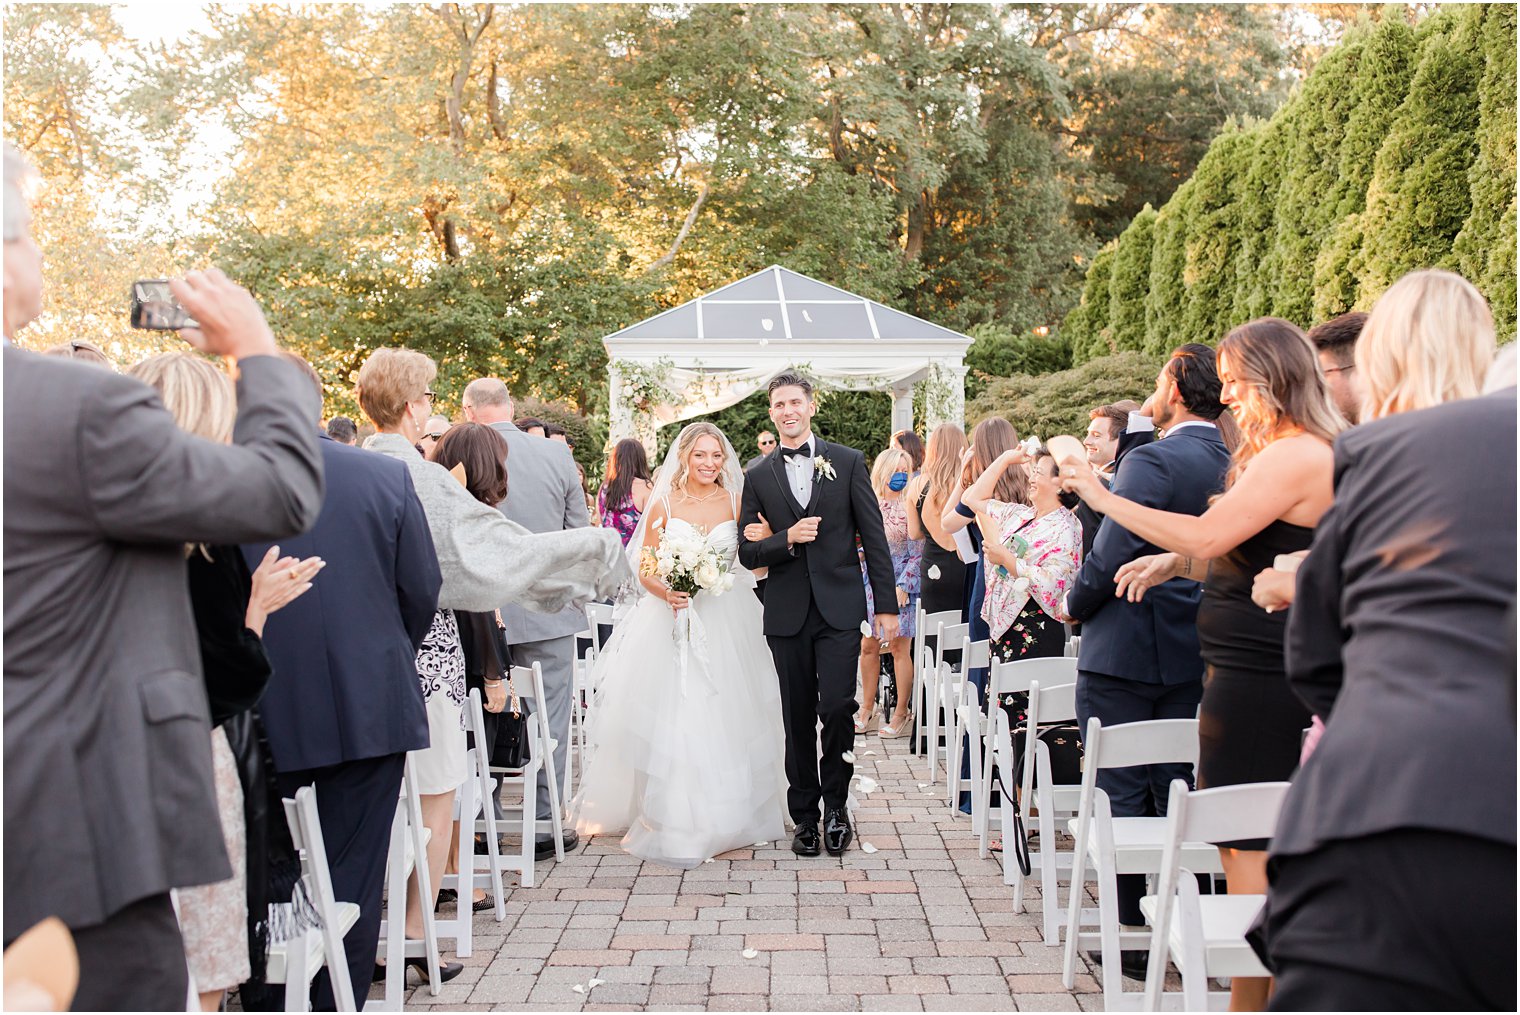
[1086, 948, 1148, 980]
[823, 807, 853, 856]
[406, 958, 464, 983]
[534, 828, 579, 861]
[791, 823, 821, 857]
[435, 888, 458, 906]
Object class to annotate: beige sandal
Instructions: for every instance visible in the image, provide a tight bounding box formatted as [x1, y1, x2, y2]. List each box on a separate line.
[854, 708, 880, 734]
[879, 715, 912, 738]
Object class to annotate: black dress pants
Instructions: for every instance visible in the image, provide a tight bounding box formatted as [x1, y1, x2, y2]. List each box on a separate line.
[1076, 670, 1203, 925]
[1265, 830, 1515, 1012]
[66, 891, 188, 1011]
[269, 752, 406, 1011]
[767, 602, 859, 824]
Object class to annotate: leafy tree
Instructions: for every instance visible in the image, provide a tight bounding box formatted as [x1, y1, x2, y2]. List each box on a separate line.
[658, 389, 893, 463]
[1143, 180, 1194, 356]
[968, 350, 1165, 440]
[1228, 117, 1289, 321]
[1062, 245, 1116, 363]
[1105, 205, 1156, 351]
[1353, 8, 1482, 298]
[1451, 3, 1518, 341]
[1182, 125, 1256, 343]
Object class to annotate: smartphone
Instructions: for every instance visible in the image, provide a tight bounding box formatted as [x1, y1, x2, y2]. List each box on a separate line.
[129, 279, 198, 331]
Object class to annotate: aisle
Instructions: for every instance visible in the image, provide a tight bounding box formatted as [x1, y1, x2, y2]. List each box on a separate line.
[403, 734, 1103, 1011]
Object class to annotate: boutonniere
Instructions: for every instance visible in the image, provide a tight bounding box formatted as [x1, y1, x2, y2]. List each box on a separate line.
[813, 455, 836, 481]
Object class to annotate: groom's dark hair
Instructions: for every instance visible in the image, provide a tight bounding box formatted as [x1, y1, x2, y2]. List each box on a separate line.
[768, 371, 814, 400]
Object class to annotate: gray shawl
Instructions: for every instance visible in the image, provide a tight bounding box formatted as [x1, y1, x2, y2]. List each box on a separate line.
[367, 433, 630, 613]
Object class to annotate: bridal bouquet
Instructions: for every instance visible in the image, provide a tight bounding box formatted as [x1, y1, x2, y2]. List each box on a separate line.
[641, 523, 736, 599]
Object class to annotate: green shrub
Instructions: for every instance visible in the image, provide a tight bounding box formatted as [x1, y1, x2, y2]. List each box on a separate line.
[965, 323, 1073, 399]
[968, 350, 1165, 441]
[1107, 205, 1157, 351]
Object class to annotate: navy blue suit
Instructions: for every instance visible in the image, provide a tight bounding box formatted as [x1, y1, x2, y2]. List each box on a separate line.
[242, 433, 440, 1009]
[1066, 424, 1228, 925]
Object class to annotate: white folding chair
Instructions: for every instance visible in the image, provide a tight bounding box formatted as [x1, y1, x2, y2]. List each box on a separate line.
[1004, 679, 1083, 946]
[1140, 780, 1288, 1012]
[436, 690, 509, 959]
[1065, 633, 1081, 658]
[371, 759, 441, 1010]
[914, 609, 961, 764]
[945, 634, 991, 808]
[923, 620, 968, 783]
[486, 662, 565, 889]
[571, 602, 615, 789]
[1061, 716, 1225, 1011]
[975, 656, 1079, 850]
[268, 786, 361, 1012]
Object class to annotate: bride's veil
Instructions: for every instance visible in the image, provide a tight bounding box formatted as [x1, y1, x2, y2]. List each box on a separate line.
[619, 423, 752, 603]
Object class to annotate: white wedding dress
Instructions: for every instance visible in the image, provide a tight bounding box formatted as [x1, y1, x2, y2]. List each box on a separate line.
[572, 516, 789, 869]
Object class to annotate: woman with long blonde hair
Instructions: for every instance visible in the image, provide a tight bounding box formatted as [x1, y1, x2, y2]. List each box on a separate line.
[905, 424, 969, 617]
[857, 446, 922, 737]
[572, 421, 789, 868]
[1060, 318, 1344, 1011]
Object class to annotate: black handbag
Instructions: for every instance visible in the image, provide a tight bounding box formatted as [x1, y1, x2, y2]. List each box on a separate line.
[491, 678, 533, 769]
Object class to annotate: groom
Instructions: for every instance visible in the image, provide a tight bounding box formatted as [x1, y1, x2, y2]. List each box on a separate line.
[739, 372, 898, 857]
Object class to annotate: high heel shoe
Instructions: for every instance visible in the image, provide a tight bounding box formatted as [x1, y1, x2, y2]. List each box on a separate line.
[406, 957, 464, 983]
[853, 708, 880, 734]
[879, 712, 912, 738]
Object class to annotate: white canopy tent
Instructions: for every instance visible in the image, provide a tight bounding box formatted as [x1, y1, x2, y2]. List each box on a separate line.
[603, 265, 973, 449]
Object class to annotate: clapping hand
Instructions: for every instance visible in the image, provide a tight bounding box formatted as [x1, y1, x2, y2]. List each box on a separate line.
[245, 546, 325, 635]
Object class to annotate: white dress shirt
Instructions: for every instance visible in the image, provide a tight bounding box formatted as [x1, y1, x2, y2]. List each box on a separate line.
[781, 433, 817, 511]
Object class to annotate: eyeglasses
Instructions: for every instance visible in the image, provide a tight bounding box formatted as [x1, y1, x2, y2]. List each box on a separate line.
[425, 431, 447, 441]
[759, 439, 776, 446]
[422, 390, 436, 404]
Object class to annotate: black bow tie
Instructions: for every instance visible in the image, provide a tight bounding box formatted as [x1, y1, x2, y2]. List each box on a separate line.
[780, 445, 811, 459]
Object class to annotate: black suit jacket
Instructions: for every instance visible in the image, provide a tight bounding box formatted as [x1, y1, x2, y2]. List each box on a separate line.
[1066, 426, 1230, 685]
[1275, 389, 1517, 856]
[738, 439, 897, 637]
[244, 434, 441, 773]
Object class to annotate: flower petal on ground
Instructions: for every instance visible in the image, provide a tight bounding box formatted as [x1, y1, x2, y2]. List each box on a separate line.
[743, 948, 760, 959]
[861, 842, 879, 854]
[842, 750, 856, 763]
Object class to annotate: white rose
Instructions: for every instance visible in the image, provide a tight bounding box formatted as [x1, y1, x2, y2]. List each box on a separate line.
[697, 562, 721, 587]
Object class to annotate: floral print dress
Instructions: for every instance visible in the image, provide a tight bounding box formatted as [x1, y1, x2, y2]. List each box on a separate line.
[861, 496, 923, 639]
[597, 485, 644, 547]
[979, 501, 1081, 719]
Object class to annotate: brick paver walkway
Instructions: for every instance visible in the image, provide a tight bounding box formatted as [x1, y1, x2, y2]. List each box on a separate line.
[399, 735, 1104, 1011]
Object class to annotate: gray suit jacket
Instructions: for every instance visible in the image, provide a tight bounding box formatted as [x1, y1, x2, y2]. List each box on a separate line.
[3, 348, 324, 934]
[489, 421, 593, 643]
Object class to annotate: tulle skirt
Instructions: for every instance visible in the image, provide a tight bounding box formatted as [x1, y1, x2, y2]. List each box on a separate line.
[572, 576, 789, 869]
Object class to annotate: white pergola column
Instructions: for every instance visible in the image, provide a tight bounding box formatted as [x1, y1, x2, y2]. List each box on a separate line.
[890, 384, 915, 435]
[923, 359, 968, 431]
[607, 360, 633, 444]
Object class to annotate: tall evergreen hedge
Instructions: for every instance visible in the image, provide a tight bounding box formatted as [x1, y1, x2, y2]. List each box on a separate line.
[1061, 4, 1517, 351]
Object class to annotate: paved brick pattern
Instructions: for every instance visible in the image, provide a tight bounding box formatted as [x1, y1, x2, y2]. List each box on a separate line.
[393, 735, 1108, 1011]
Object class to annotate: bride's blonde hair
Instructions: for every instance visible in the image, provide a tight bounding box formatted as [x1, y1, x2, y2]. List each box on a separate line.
[666, 422, 729, 494]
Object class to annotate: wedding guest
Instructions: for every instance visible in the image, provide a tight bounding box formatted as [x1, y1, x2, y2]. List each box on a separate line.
[1263, 278, 1510, 1009]
[941, 417, 1027, 812]
[462, 376, 624, 861]
[326, 414, 358, 445]
[597, 438, 655, 547]
[242, 352, 441, 1005]
[1057, 344, 1230, 977]
[515, 416, 546, 437]
[543, 420, 568, 444]
[429, 423, 514, 915]
[963, 446, 1079, 666]
[1062, 321, 1343, 1006]
[361, 353, 626, 955]
[1486, 343, 1518, 393]
[892, 429, 925, 473]
[419, 414, 451, 457]
[4, 140, 324, 1011]
[42, 337, 113, 368]
[1076, 400, 1142, 559]
[746, 429, 777, 470]
[129, 352, 324, 1012]
[1307, 311, 1366, 423]
[858, 447, 922, 738]
[905, 423, 970, 618]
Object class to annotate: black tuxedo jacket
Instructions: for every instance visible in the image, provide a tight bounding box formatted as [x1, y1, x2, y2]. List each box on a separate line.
[738, 438, 897, 638]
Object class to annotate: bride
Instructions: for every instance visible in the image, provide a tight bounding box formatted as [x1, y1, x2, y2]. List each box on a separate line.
[572, 422, 789, 868]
